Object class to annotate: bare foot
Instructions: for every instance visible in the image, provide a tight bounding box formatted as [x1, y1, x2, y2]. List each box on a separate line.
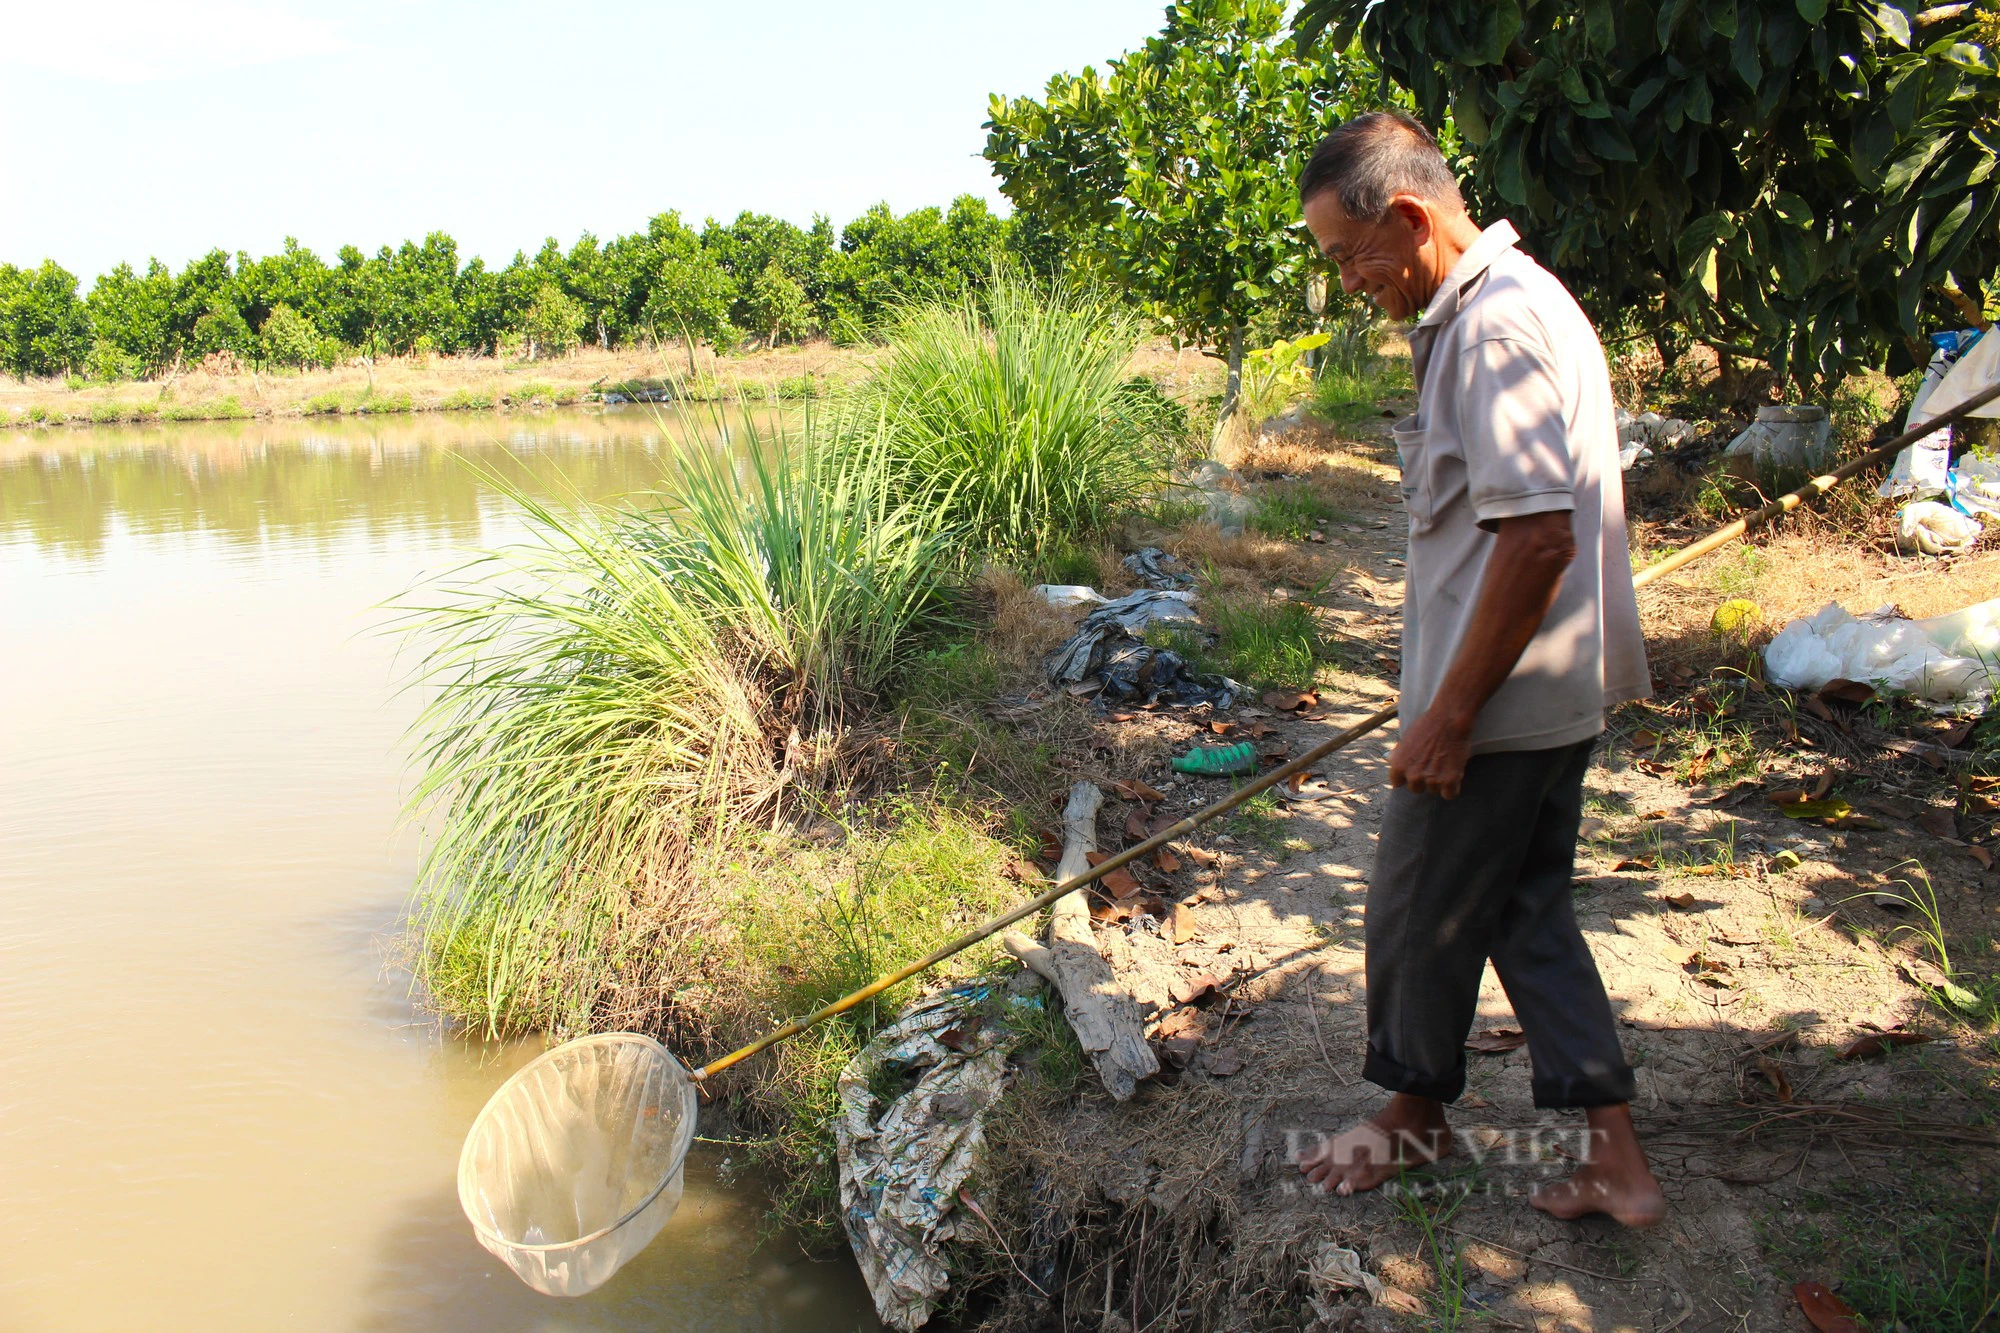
[1530, 1103, 1665, 1228]
[1298, 1093, 1454, 1195]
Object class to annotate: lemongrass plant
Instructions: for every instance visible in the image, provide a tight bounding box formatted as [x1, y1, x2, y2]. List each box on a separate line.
[403, 405, 957, 1035]
[858, 274, 1179, 559]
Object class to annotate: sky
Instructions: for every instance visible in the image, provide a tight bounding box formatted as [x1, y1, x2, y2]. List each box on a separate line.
[0, 0, 1169, 282]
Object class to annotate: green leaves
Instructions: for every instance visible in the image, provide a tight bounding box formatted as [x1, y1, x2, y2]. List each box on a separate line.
[1295, 0, 2000, 386]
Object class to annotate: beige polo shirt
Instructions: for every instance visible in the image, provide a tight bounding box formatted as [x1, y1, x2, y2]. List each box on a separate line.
[1396, 220, 1650, 754]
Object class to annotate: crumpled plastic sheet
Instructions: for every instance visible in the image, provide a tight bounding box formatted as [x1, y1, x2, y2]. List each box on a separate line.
[1615, 408, 1699, 470]
[1044, 589, 1240, 708]
[1763, 598, 2000, 701]
[1122, 546, 1194, 590]
[1305, 1241, 1386, 1319]
[835, 984, 1017, 1332]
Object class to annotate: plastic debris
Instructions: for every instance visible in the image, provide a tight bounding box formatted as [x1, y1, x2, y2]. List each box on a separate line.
[1178, 459, 1253, 535]
[1032, 584, 1109, 609]
[1724, 405, 1833, 477]
[1171, 741, 1258, 776]
[1897, 500, 1982, 556]
[1763, 599, 2000, 700]
[1122, 546, 1195, 590]
[1615, 408, 1700, 469]
[835, 984, 1018, 1332]
[1881, 329, 1978, 499]
[1909, 326, 2000, 430]
[1046, 590, 1241, 708]
[1305, 1242, 1386, 1316]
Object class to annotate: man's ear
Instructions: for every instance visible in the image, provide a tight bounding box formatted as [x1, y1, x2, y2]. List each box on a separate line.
[1388, 196, 1434, 247]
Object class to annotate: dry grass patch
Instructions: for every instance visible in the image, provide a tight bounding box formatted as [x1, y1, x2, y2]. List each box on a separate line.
[1162, 525, 1344, 598]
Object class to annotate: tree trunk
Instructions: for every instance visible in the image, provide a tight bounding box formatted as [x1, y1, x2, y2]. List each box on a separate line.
[1221, 325, 1245, 420]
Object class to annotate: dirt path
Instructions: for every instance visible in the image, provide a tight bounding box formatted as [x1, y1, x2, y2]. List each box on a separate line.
[982, 435, 2000, 1332]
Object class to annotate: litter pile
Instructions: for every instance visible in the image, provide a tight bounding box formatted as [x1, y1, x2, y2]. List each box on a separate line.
[1616, 408, 1701, 470]
[834, 983, 1021, 1333]
[1763, 598, 2000, 702]
[1039, 584, 1242, 708]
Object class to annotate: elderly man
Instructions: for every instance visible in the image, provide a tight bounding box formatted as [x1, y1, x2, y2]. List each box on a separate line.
[1293, 111, 1663, 1227]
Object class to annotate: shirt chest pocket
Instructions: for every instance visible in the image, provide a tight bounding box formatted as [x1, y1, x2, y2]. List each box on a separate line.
[1391, 415, 1433, 532]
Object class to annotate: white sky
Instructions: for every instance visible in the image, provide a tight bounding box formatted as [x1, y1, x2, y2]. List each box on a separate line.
[0, 0, 1169, 280]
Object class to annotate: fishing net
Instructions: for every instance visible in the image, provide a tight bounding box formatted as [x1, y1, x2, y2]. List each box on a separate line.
[457, 1033, 697, 1297]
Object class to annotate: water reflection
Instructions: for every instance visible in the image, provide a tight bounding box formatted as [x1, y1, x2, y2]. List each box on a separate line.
[0, 409, 880, 1332]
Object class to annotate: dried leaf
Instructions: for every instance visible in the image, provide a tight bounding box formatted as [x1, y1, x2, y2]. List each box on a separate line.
[1153, 846, 1183, 874]
[1260, 689, 1319, 712]
[1632, 727, 1663, 748]
[1184, 845, 1220, 868]
[1209, 720, 1235, 735]
[1836, 1030, 1929, 1060]
[1639, 808, 1672, 820]
[1085, 850, 1144, 899]
[1167, 902, 1199, 944]
[1969, 845, 1993, 870]
[1637, 760, 1675, 776]
[1089, 896, 1136, 924]
[1257, 738, 1292, 760]
[1612, 858, 1656, 872]
[1037, 829, 1063, 862]
[1110, 779, 1167, 804]
[1172, 972, 1223, 1005]
[1818, 678, 1876, 705]
[1792, 1280, 1863, 1333]
[1246, 720, 1281, 738]
[1766, 788, 1809, 806]
[1465, 1028, 1527, 1054]
[1155, 1008, 1204, 1041]
[1755, 1055, 1794, 1102]
[1809, 774, 1834, 802]
[1942, 719, 1977, 749]
[1662, 890, 1698, 909]
[1157, 1035, 1200, 1068]
[1918, 808, 1959, 839]
[1204, 1046, 1245, 1077]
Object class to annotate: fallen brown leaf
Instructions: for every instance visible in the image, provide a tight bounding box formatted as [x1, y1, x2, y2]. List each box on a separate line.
[1612, 858, 1656, 872]
[1155, 1008, 1204, 1040]
[1184, 846, 1219, 868]
[1942, 718, 1977, 749]
[1260, 689, 1319, 712]
[1639, 808, 1672, 820]
[1836, 1030, 1929, 1060]
[1085, 851, 1144, 899]
[1124, 809, 1150, 843]
[1792, 1280, 1862, 1333]
[1662, 890, 1698, 908]
[1755, 1055, 1794, 1102]
[1153, 846, 1183, 874]
[1167, 902, 1199, 945]
[1767, 788, 1810, 806]
[1809, 773, 1835, 800]
[1089, 896, 1136, 924]
[1157, 1035, 1200, 1067]
[1246, 720, 1280, 738]
[1918, 808, 1959, 839]
[1204, 1046, 1245, 1077]
[1465, 1028, 1527, 1054]
[1818, 678, 1876, 705]
[1632, 727, 1662, 748]
[1110, 779, 1166, 804]
[1172, 972, 1223, 1005]
[1209, 720, 1235, 735]
[1969, 845, 1994, 870]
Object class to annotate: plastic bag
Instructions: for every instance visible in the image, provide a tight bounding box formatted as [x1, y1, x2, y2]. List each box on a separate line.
[1897, 501, 1982, 555]
[1763, 599, 2000, 700]
[1881, 330, 1976, 498]
[1725, 405, 1832, 476]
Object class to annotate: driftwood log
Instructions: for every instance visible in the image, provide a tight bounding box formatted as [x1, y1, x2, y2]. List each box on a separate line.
[1013, 781, 1158, 1100]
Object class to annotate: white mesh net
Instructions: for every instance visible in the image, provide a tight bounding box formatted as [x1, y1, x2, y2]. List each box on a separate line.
[457, 1033, 697, 1297]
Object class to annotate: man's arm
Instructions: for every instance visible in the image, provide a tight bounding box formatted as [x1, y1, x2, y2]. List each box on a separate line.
[1389, 509, 1577, 798]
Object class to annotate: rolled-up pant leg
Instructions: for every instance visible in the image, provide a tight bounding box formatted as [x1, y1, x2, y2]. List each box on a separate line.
[1362, 738, 1634, 1108]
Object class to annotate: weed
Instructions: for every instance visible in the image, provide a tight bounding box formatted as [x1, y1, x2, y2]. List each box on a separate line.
[441, 388, 493, 411]
[858, 275, 1176, 558]
[354, 391, 412, 415]
[1157, 594, 1324, 691]
[1844, 860, 1990, 1020]
[1249, 483, 1349, 540]
[1392, 1181, 1471, 1330]
[1225, 788, 1289, 848]
[509, 380, 556, 405]
[1713, 542, 1767, 598]
[301, 392, 345, 415]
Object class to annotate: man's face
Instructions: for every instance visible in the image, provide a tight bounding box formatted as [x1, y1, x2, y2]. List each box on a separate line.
[1302, 191, 1438, 323]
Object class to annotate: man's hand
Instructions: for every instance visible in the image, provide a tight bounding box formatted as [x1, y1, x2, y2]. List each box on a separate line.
[1388, 706, 1474, 799]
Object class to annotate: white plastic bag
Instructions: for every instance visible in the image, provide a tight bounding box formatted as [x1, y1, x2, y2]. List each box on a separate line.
[1897, 500, 1982, 555]
[1763, 599, 2000, 700]
[1725, 405, 1832, 476]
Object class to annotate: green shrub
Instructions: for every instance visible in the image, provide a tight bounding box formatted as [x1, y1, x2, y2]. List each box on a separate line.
[301, 392, 345, 416]
[507, 380, 555, 405]
[1156, 595, 1324, 690]
[776, 374, 819, 400]
[857, 275, 1176, 559]
[162, 396, 248, 422]
[353, 391, 411, 415]
[441, 388, 493, 411]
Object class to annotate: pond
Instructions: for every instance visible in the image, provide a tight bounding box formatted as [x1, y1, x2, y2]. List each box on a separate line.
[0, 409, 882, 1331]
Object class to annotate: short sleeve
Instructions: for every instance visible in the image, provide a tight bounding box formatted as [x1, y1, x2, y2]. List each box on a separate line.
[1456, 335, 1576, 531]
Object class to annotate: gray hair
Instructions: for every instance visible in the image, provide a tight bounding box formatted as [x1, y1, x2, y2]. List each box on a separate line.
[1298, 111, 1463, 222]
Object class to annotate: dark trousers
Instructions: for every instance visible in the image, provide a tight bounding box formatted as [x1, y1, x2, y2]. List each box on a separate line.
[1363, 737, 1635, 1108]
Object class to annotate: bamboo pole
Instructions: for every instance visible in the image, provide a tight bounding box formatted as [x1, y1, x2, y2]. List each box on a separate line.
[695, 378, 2000, 1082]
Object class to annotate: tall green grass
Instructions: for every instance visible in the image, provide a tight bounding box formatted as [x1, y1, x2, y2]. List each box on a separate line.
[404, 407, 957, 1034]
[859, 275, 1178, 558]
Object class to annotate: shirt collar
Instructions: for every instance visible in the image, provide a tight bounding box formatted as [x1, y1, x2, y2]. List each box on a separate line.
[1415, 219, 1521, 330]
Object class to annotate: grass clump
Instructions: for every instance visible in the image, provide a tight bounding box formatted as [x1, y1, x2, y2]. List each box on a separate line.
[1156, 592, 1326, 691]
[859, 274, 1178, 559]
[404, 407, 957, 1035]
[1250, 482, 1350, 539]
[441, 388, 493, 411]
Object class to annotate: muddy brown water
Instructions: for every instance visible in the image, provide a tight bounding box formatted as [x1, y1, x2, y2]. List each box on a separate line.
[0, 410, 881, 1331]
